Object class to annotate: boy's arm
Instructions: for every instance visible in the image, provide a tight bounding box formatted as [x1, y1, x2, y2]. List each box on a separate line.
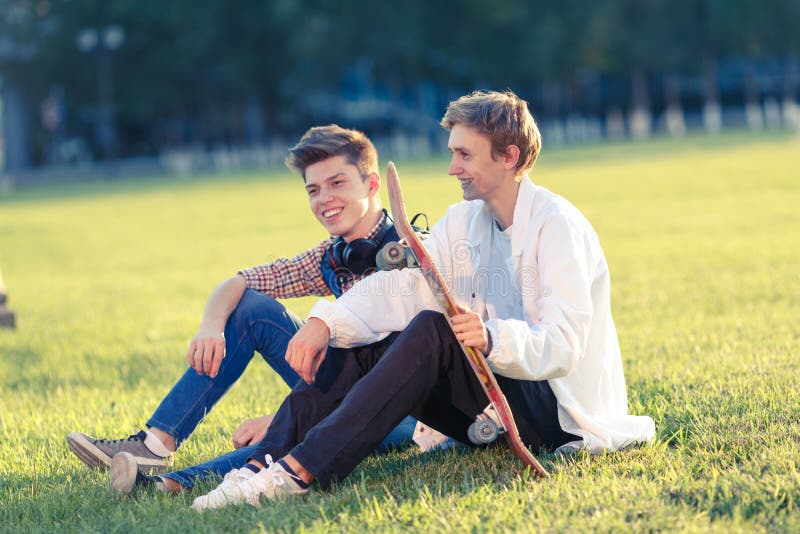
[187, 274, 247, 378]
[286, 216, 453, 382]
[287, 271, 435, 384]
[284, 317, 331, 384]
[309, 269, 437, 347]
[238, 239, 335, 298]
[188, 239, 334, 378]
[484, 214, 597, 381]
[309, 217, 452, 347]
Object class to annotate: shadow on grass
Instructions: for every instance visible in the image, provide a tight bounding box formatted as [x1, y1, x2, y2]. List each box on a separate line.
[1, 441, 671, 531]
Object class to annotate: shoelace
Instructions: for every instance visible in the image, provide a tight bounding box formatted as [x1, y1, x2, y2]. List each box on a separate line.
[96, 434, 141, 445]
[193, 456, 281, 509]
[264, 465, 291, 493]
[224, 456, 277, 496]
[237, 466, 288, 501]
[216, 454, 273, 489]
[218, 468, 253, 487]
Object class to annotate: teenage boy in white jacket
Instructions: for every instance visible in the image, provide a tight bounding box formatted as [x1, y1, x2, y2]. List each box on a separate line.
[191, 90, 656, 511]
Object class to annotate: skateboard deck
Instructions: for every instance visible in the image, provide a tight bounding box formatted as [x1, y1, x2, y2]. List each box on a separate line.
[385, 161, 548, 478]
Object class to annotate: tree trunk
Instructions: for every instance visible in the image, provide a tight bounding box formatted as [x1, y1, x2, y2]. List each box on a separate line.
[743, 61, 764, 131]
[542, 81, 565, 145]
[243, 96, 266, 146]
[701, 55, 722, 133]
[1, 80, 32, 174]
[783, 57, 799, 133]
[664, 74, 686, 137]
[629, 68, 651, 139]
[696, 0, 721, 133]
[605, 107, 626, 140]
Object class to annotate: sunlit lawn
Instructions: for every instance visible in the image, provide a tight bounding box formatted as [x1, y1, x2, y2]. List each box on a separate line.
[1, 132, 798, 532]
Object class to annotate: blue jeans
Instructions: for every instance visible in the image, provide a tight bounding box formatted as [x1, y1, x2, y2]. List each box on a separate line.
[160, 417, 417, 489]
[147, 289, 415, 488]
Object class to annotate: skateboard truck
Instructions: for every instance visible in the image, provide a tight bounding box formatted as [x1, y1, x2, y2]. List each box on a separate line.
[468, 404, 506, 445]
[376, 240, 418, 271]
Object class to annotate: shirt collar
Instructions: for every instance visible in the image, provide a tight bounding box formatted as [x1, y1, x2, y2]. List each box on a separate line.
[364, 209, 387, 241]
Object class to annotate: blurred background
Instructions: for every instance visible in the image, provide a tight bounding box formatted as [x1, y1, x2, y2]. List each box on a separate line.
[1, 0, 798, 185]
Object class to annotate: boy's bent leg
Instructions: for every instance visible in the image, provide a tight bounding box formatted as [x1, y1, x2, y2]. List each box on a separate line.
[71, 290, 305, 472]
[193, 337, 403, 510]
[248, 336, 400, 465]
[288, 311, 489, 488]
[147, 290, 303, 447]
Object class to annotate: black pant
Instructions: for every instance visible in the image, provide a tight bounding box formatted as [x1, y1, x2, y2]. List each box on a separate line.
[250, 310, 578, 488]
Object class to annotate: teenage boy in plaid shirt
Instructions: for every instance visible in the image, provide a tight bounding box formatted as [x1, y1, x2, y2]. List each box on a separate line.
[67, 125, 431, 493]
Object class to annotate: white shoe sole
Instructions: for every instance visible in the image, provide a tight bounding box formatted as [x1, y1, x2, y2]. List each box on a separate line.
[109, 452, 139, 494]
[66, 432, 169, 473]
[66, 432, 111, 469]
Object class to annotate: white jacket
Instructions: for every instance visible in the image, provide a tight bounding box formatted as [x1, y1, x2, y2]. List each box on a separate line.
[310, 176, 656, 453]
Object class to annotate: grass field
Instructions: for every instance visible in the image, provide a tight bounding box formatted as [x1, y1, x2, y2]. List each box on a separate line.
[1, 133, 799, 532]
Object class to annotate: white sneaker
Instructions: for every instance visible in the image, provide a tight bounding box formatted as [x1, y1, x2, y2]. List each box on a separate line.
[190, 468, 256, 510]
[413, 422, 460, 452]
[191, 460, 308, 511]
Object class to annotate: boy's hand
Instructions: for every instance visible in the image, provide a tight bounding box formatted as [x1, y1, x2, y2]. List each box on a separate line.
[232, 415, 274, 448]
[451, 305, 491, 354]
[187, 326, 226, 378]
[285, 318, 330, 384]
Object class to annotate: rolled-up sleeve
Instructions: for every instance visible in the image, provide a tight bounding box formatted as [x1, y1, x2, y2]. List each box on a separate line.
[309, 269, 439, 347]
[238, 239, 335, 298]
[308, 221, 451, 347]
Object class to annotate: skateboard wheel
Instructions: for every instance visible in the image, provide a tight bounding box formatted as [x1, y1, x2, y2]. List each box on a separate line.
[468, 419, 499, 445]
[376, 241, 407, 270]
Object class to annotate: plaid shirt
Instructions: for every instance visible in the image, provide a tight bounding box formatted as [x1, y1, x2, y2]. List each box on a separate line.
[238, 212, 387, 298]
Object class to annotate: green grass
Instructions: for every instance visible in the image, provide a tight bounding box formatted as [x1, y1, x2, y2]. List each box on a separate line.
[1, 132, 799, 532]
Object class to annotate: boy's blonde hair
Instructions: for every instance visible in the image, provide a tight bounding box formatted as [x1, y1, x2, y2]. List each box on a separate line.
[440, 90, 542, 174]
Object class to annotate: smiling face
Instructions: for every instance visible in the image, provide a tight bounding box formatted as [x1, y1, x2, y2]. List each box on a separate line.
[447, 124, 513, 204]
[304, 154, 380, 241]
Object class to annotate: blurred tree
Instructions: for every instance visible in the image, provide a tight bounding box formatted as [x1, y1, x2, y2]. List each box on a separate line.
[712, 0, 800, 128]
[2, 0, 798, 169]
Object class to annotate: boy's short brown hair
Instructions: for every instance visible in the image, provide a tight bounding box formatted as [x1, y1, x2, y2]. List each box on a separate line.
[286, 124, 378, 181]
[440, 90, 542, 174]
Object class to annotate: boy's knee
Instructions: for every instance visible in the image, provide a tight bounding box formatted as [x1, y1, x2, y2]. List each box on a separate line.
[407, 310, 448, 334]
[232, 289, 282, 321]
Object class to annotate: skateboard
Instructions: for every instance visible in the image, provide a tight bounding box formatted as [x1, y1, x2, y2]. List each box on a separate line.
[383, 161, 549, 478]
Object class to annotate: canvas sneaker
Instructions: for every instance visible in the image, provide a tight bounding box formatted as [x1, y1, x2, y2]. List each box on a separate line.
[412, 422, 460, 452]
[192, 459, 309, 511]
[109, 452, 161, 494]
[66, 430, 170, 474]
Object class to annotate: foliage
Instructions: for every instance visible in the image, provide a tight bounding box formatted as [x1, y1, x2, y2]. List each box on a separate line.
[2, 0, 799, 158]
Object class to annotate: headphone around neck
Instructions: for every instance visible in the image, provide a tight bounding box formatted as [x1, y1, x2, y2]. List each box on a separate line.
[328, 212, 394, 276]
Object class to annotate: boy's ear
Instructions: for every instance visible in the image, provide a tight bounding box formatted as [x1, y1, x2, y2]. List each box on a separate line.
[368, 172, 381, 194]
[504, 145, 521, 170]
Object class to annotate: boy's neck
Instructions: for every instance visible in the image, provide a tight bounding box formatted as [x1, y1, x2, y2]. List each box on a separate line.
[484, 179, 520, 231]
[344, 207, 384, 242]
